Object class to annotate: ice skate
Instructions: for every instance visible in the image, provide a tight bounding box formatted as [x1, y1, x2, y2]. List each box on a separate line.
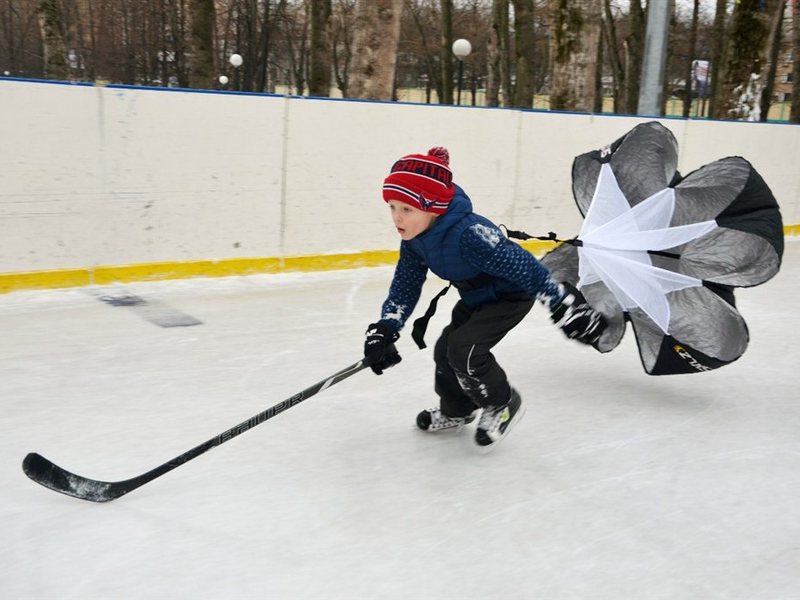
[474, 388, 525, 449]
[416, 408, 477, 432]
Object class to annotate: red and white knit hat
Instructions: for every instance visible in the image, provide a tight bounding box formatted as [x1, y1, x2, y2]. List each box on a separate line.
[382, 146, 455, 215]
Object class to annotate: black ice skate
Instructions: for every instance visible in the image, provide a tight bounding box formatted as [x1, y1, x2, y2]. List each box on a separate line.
[416, 408, 477, 432]
[474, 388, 525, 449]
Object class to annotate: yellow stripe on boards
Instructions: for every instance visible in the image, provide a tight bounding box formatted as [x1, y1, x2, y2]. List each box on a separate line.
[784, 224, 800, 237]
[0, 251, 402, 294]
[0, 268, 93, 293]
[0, 226, 796, 294]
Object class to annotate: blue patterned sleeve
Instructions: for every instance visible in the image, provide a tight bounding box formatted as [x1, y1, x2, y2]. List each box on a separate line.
[379, 243, 428, 332]
[460, 223, 564, 309]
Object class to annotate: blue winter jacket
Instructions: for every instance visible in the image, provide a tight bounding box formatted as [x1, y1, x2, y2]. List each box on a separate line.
[379, 185, 562, 331]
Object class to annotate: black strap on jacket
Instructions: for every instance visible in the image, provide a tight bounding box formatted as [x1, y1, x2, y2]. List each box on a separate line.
[411, 284, 451, 349]
[410, 270, 502, 349]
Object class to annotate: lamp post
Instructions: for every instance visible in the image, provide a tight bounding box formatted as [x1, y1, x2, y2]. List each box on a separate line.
[451, 38, 472, 106]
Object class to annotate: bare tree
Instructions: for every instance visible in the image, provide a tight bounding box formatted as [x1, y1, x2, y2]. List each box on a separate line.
[279, 1, 309, 95]
[37, 0, 67, 79]
[603, 0, 626, 113]
[457, 0, 491, 106]
[486, 0, 503, 106]
[707, 0, 728, 117]
[439, 0, 453, 104]
[9, 0, 786, 123]
[332, 0, 355, 96]
[309, 0, 332, 96]
[189, 0, 216, 88]
[682, 0, 700, 117]
[348, 0, 404, 100]
[549, 0, 602, 111]
[793, 0, 800, 122]
[624, 0, 645, 114]
[405, 0, 441, 103]
[510, 0, 535, 108]
[759, 0, 787, 121]
[711, 0, 780, 120]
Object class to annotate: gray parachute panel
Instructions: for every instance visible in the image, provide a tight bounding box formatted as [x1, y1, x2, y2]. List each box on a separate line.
[540, 120, 783, 375]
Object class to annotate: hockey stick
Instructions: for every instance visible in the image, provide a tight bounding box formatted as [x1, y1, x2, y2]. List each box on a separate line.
[23, 360, 368, 503]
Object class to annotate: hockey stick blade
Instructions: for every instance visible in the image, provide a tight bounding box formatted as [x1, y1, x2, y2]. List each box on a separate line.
[23, 359, 368, 502]
[23, 452, 132, 502]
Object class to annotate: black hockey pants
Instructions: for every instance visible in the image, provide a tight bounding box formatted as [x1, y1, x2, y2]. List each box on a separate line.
[433, 293, 534, 417]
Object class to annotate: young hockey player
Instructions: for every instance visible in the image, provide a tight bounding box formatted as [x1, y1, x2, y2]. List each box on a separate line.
[363, 147, 606, 449]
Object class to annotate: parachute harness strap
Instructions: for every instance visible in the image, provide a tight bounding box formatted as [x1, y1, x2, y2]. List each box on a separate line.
[500, 226, 684, 259]
[499, 226, 582, 247]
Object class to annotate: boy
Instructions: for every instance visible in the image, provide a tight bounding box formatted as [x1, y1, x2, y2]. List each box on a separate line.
[363, 147, 606, 449]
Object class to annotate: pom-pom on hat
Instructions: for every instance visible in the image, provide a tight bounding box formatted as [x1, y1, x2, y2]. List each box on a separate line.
[382, 147, 455, 215]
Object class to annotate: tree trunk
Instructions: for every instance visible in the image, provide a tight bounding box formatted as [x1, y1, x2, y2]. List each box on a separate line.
[549, 0, 601, 111]
[439, 0, 453, 104]
[510, 0, 535, 108]
[624, 0, 645, 115]
[486, 0, 505, 107]
[594, 20, 604, 113]
[682, 0, 700, 117]
[603, 0, 626, 113]
[708, 0, 728, 117]
[712, 0, 776, 120]
[332, 0, 355, 97]
[189, 0, 215, 89]
[759, 0, 787, 121]
[255, 0, 274, 93]
[349, 0, 404, 100]
[309, 0, 332, 96]
[37, 0, 67, 79]
[792, 0, 800, 123]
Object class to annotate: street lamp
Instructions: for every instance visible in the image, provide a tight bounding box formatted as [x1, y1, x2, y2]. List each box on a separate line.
[451, 38, 472, 106]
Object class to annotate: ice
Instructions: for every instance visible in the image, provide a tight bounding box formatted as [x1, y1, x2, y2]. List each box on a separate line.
[2, 244, 799, 599]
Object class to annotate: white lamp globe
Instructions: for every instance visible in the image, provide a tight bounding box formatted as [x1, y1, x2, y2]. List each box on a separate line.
[452, 39, 472, 59]
[218, 75, 229, 85]
[229, 54, 243, 67]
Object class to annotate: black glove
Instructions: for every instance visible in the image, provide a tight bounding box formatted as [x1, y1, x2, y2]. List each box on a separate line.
[550, 282, 607, 345]
[364, 322, 402, 375]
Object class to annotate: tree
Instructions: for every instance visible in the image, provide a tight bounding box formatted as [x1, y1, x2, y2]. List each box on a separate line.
[348, 0, 404, 100]
[603, 0, 626, 113]
[278, 1, 309, 95]
[625, 0, 645, 115]
[404, 0, 441, 104]
[793, 0, 800, 122]
[439, 0, 453, 104]
[549, 0, 602, 111]
[7, 0, 793, 122]
[759, 0, 787, 121]
[487, 0, 510, 107]
[331, 0, 355, 96]
[682, 0, 700, 117]
[309, 0, 332, 96]
[189, 0, 216, 88]
[510, 0, 535, 108]
[37, 0, 67, 79]
[708, 0, 728, 118]
[711, 0, 779, 120]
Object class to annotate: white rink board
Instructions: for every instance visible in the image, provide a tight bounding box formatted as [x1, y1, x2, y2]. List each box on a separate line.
[1, 78, 798, 274]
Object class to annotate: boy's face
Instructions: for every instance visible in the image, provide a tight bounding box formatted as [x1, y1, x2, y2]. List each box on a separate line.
[388, 200, 438, 241]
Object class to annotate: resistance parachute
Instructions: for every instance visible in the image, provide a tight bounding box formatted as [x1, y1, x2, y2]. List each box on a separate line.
[541, 121, 784, 375]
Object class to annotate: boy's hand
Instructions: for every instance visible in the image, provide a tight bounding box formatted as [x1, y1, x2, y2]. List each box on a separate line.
[364, 322, 402, 374]
[550, 283, 607, 345]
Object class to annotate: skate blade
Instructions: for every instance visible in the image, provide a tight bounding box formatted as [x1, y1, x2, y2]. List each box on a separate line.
[475, 403, 527, 454]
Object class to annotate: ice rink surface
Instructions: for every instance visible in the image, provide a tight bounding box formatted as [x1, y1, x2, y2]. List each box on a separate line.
[2, 243, 799, 600]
